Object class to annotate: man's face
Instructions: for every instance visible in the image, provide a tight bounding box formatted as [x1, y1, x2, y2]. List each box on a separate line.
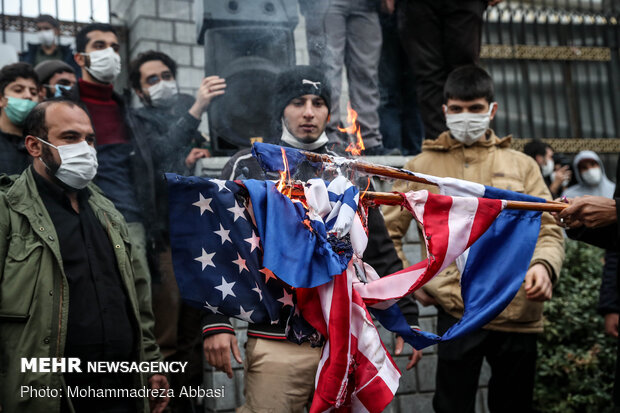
[282, 94, 329, 143]
[137, 59, 175, 100]
[74, 30, 120, 70]
[45, 71, 77, 97]
[444, 97, 496, 118]
[85, 30, 119, 54]
[578, 158, 599, 174]
[545, 148, 554, 163]
[36, 21, 59, 36]
[37, 103, 96, 175]
[0, 77, 39, 109]
[534, 147, 554, 168]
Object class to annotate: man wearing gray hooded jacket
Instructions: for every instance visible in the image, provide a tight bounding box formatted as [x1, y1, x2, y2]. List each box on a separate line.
[563, 150, 615, 199]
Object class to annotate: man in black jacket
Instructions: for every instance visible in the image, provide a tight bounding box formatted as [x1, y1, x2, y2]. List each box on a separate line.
[558, 156, 620, 406]
[19, 14, 80, 74]
[71, 23, 156, 284]
[202, 65, 420, 412]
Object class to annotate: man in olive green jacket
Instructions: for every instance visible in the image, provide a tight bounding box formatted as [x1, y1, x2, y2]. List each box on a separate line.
[383, 66, 564, 413]
[0, 99, 168, 413]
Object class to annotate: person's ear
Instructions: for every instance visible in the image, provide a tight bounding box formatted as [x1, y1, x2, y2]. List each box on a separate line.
[489, 102, 498, 121]
[74, 52, 87, 68]
[24, 135, 43, 158]
[442, 104, 447, 118]
[0, 94, 7, 109]
[135, 88, 145, 101]
[327, 113, 331, 123]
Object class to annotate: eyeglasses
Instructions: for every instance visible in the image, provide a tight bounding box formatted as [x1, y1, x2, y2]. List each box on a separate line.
[145, 72, 174, 86]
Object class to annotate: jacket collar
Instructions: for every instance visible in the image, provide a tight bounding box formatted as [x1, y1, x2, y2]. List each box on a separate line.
[6, 167, 109, 218]
[422, 129, 512, 152]
[78, 78, 115, 102]
[6, 167, 43, 215]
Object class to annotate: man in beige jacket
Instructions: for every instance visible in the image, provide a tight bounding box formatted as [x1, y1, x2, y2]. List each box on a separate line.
[383, 65, 564, 413]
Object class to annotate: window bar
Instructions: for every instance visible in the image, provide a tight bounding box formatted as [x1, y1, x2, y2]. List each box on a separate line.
[508, 5, 525, 138]
[533, 10, 548, 139]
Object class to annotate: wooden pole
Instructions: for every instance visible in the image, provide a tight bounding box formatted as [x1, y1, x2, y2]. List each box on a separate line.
[299, 150, 436, 186]
[297, 150, 566, 211]
[288, 187, 567, 212]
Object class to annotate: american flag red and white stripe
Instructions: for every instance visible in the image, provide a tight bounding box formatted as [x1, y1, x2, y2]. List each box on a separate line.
[356, 190, 505, 306]
[296, 189, 505, 412]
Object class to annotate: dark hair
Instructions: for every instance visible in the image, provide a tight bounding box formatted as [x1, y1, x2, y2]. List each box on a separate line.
[75, 23, 118, 53]
[128, 50, 177, 91]
[444, 65, 494, 103]
[35, 14, 60, 29]
[0, 62, 40, 96]
[23, 97, 91, 140]
[523, 139, 551, 159]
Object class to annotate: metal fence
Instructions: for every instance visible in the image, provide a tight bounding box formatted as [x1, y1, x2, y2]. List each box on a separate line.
[482, 0, 620, 152]
[0, 0, 132, 89]
[1, 0, 110, 52]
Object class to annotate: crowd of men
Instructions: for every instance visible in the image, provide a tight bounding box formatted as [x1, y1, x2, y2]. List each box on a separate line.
[1, 8, 619, 413]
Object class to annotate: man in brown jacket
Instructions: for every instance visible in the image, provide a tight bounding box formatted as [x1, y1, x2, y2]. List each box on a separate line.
[383, 65, 564, 413]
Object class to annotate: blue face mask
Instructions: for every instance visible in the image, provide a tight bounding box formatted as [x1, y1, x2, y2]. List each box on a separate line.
[4, 97, 37, 126]
[54, 84, 73, 98]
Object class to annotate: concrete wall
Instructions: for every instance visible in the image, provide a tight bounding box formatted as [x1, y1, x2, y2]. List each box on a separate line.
[109, 1, 489, 411]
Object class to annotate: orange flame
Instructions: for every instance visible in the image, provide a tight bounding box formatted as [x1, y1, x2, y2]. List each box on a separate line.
[276, 147, 292, 197]
[338, 103, 365, 156]
[360, 177, 371, 200]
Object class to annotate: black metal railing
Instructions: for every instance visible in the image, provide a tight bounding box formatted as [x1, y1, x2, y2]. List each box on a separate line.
[1, 0, 110, 51]
[482, 0, 619, 151]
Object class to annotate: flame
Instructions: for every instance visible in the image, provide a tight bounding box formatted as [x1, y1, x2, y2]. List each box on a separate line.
[276, 147, 292, 197]
[338, 103, 365, 156]
[360, 177, 371, 200]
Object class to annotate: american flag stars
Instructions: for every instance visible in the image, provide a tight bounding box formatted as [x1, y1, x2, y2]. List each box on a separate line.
[192, 193, 213, 215]
[260, 268, 278, 283]
[194, 248, 215, 270]
[204, 300, 219, 314]
[277, 290, 294, 308]
[252, 282, 263, 301]
[214, 276, 236, 300]
[232, 253, 248, 273]
[169, 176, 300, 326]
[227, 202, 246, 222]
[214, 224, 231, 244]
[244, 231, 261, 252]
[237, 306, 254, 322]
[210, 178, 230, 192]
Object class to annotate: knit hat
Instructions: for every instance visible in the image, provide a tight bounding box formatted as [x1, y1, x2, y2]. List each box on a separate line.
[273, 65, 331, 121]
[34, 60, 76, 84]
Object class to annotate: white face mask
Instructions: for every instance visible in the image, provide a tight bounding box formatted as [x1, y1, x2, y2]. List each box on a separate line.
[581, 166, 602, 186]
[147, 80, 178, 107]
[541, 159, 554, 178]
[38, 29, 56, 47]
[38, 138, 98, 189]
[84, 47, 121, 84]
[445, 103, 495, 146]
